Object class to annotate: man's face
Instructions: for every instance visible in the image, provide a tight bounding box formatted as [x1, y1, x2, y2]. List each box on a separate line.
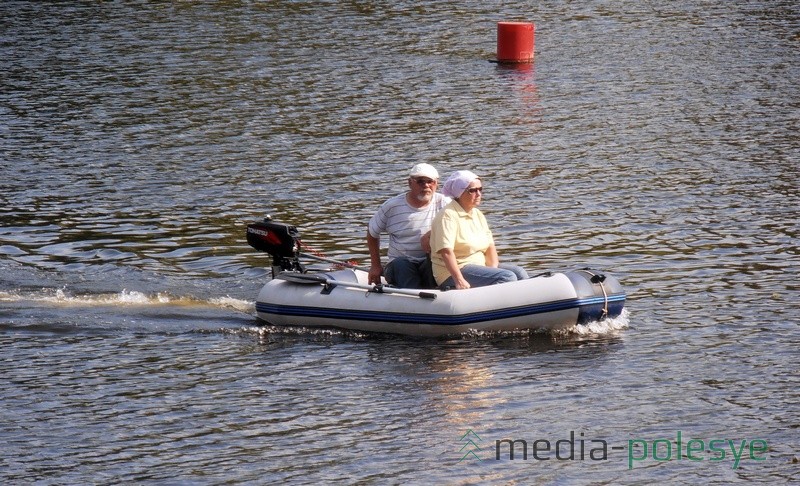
[408, 176, 438, 202]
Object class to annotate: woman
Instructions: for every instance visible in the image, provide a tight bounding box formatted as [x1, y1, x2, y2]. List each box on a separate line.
[430, 170, 528, 289]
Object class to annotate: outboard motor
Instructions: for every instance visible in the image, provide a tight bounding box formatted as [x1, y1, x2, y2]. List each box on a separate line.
[247, 216, 304, 275]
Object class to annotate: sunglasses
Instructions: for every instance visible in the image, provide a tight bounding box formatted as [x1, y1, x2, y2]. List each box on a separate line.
[412, 178, 437, 185]
[466, 186, 484, 194]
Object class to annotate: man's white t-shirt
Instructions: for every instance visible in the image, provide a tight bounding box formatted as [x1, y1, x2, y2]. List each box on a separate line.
[368, 192, 449, 261]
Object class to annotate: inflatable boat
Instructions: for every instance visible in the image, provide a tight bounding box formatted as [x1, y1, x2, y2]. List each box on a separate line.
[247, 218, 626, 337]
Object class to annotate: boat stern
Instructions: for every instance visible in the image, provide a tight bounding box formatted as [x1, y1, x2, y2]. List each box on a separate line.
[565, 269, 626, 324]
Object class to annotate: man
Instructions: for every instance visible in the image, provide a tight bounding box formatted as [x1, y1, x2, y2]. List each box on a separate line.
[367, 163, 449, 288]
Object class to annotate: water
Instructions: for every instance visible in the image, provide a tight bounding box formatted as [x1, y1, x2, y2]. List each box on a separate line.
[1, 1, 798, 483]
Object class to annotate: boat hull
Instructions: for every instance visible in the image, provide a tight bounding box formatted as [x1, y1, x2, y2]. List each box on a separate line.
[255, 269, 625, 337]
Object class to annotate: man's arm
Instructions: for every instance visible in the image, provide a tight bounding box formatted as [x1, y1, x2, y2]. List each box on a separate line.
[367, 232, 383, 284]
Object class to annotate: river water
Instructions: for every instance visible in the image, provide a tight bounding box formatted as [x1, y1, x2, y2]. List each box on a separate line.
[1, 1, 798, 484]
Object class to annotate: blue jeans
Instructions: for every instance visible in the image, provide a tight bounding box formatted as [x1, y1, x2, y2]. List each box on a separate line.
[384, 256, 436, 289]
[440, 263, 529, 289]
[500, 263, 529, 281]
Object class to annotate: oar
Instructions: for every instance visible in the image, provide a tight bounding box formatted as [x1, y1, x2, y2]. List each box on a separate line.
[298, 252, 370, 272]
[276, 272, 437, 300]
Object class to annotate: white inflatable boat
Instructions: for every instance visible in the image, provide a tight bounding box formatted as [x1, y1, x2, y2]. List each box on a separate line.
[247, 218, 626, 337]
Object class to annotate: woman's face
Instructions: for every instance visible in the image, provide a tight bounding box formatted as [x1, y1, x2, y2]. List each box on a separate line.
[459, 179, 483, 210]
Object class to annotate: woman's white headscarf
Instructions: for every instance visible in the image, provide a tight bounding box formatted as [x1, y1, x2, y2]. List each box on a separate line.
[441, 170, 480, 199]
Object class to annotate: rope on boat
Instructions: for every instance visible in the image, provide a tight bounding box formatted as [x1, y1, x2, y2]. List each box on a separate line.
[578, 269, 609, 318]
[298, 241, 364, 270]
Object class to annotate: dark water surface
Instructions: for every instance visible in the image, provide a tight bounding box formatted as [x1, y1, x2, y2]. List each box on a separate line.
[2, 1, 798, 483]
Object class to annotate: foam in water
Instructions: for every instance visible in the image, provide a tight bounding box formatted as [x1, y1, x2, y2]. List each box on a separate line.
[561, 308, 631, 336]
[209, 296, 255, 313]
[1, 287, 254, 313]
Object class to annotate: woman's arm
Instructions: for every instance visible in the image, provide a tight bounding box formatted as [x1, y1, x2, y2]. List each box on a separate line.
[484, 242, 499, 268]
[438, 248, 471, 289]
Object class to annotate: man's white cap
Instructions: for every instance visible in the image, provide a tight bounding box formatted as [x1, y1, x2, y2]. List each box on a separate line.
[409, 163, 439, 180]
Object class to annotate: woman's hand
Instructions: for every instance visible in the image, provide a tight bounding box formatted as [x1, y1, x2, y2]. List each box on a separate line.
[438, 247, 470, 289]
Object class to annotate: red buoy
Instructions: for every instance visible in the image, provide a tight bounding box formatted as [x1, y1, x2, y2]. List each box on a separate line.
[496, 21, 535, 63]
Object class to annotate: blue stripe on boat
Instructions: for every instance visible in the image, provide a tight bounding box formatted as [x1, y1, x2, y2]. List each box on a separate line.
[255, 294, 626, 326]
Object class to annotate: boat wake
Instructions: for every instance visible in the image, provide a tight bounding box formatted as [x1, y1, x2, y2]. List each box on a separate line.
[2, 285, 629, 340]
[560, 307, 631, 336]
[0, 288, 253, 313]
[243, 307, 632, 342]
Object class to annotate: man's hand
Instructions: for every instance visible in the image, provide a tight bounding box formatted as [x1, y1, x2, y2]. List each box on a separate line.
[368, 264, 383, 285]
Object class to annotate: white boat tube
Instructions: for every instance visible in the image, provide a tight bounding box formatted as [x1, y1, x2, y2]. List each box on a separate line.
[255, 268, 625, 337]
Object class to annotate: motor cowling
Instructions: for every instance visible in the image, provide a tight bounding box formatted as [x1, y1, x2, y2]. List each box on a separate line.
[247, 218, 303, 272]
